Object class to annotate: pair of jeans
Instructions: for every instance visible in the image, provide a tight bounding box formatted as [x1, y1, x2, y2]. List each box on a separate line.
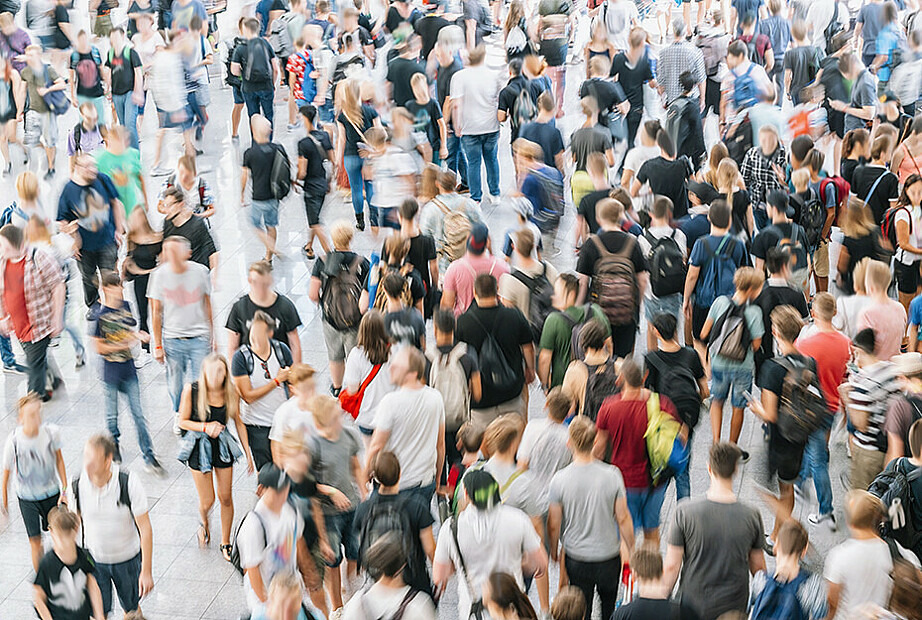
[245, 424, 272, 471]
[343, 154, 373, 216]
[163, 335, 210, 412]
[22, 336, 50, 396]
[674, 451, 691, 500]
[798, 428, 833, 516]
[626, 108, 643, 150]
[242, 89, 274, 130]
[105, 374, 156, 464]
[0, 334, 14, 366]
[564, 554, 620, 620]
[460, 131, 500, 202]
[112, 92, 139, 149]
[445, 133, 467, 185]
[399, 481, 436, 506]
[62, 289, 85, 358]
[96, 552, 142, 615]
[77, 244, 118, 308]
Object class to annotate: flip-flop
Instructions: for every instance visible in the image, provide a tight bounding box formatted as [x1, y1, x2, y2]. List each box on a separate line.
[220, 544, 232, 562]
[197, 523, 210, 547]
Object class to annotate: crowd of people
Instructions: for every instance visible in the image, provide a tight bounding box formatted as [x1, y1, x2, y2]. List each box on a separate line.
[4, 0, 922, 617]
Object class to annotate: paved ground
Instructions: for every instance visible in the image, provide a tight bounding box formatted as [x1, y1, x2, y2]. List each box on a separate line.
[0, 3, 854, 618]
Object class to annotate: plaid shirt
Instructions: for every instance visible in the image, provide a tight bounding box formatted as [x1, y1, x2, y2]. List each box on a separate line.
[741, 143, 788, 208]
[657, 41, 706, 106]
[0, 246, 65, 342]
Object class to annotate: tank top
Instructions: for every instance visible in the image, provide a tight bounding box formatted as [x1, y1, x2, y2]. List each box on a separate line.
[190, 381, 228, 426]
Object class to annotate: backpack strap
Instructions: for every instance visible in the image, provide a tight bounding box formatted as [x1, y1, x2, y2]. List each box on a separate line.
[240, 344, 255, 376]
[391, 588, 420, 620]
[449, 516, 480, 605]
[863, 171, 890, 205]
[117, 470, 132, 513]
[499, 468, 526, 497]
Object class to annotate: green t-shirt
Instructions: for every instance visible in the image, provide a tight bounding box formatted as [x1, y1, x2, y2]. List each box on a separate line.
[94, 148, 144, 214]
[539, 303, 611, 388]
[706, 295, 765, 371]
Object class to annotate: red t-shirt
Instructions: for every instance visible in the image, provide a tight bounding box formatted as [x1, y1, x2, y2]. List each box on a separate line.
[596, 392, 679, 489]
[3, 258, 32, 341]
[796, 330, 851, 412]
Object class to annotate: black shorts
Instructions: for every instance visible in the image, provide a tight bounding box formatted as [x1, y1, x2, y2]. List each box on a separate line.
[304, 191, 324, 226]
[768, 434, 806, 484]
[692, 305, 710, 342]
[187, 437, 234, 471]
[704, 78, 721, 117]
[826, 106, 845, 138]
[896, 260, 922, 295]
[20, 493, 60, 538]
[610, 321, 637, 358]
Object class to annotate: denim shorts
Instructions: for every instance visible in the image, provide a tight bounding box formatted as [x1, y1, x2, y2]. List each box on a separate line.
[250, 198, 280, 229]
[643, 293, 682, 323]
[324, 509, 359, 566]
[710, 366, 753, 409]
[625, 485, 667, 530]
[231, 84, 244, 105]
[97, 552, 142, 615]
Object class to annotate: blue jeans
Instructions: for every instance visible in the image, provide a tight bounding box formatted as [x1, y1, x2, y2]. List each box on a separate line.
[343, 154, 373, 216]
[105, 374, 155, 464]
[0, 334, 14, 366]
[460, 131, 500, 202]
[112, 92, 139, 149]
[62, 291, 85, 358]
[96, 552, 142, 615]
[624, 485, 667, 530]
[674, 449, 691, 500]
[710, 366, 754, 409]
[798, 428, 833, 516]
[400, 481, 436, 507]
[242, 89, 274, 131]
[163, 335, 210, 412]
[446, 133, 467, 185]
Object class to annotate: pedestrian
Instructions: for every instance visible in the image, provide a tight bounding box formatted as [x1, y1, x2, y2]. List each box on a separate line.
[483, 572, 539, 620]
[342, 310, 395, 438]
[335, 78, 380, 231]
[148, 235, 214, 433]
[251, 571, 313, 620]
[611, 547, 702, 619]
[226, 260, 302, 363]
[159, 184, 219, 272]
[94, 125, 147, 217]
[296, 104, 333, 260]
[241, 114, 289, 263]
[857, 259, 907, 360]
[519, 92, 566, 172]
[420, 169, 482, 273]
[157, 155, 216, 222]
[499, 228, 558, 319]
[104, 26, 144, 149]
[561, 319, 619, 420]
[177, 353, 251, 561]
[69, 30, 107, 123]
[20, 45, 65, 179]
[230, 17, 280, 130]
[68, 434, 155, 618]
[753, 248, 809, 373]
[442, 223, 509, 316]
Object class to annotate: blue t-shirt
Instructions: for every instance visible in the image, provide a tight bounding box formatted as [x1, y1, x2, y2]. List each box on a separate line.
[910, 294, 922, 332]
[518, 120, 564, 170]
[876, 24, 904, 82]
[521, 165, 564, 221]
[56, 174, 119, 252]
[93, 300, 138, 384]
[708, 295, 765, 371]
[732, 0, 764, 31]
[678, 211, 711, 253]
[171, 0, 207, 31]
[689, 234, 748, 307]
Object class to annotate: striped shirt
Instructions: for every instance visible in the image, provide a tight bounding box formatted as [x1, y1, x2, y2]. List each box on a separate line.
[847, 360, 901, 452]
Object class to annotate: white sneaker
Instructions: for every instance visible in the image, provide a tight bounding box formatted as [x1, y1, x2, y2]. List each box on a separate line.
[808, 512, 837, 532]
[134, 352, 153, 369]
[172, 413, 182, 436]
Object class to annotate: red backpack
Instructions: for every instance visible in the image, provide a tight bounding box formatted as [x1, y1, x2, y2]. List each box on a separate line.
[819, 176, 850, 227]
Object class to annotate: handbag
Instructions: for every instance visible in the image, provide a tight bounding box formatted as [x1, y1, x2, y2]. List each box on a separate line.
[41, 66, 69, 115]
[338, 362, 382, 419]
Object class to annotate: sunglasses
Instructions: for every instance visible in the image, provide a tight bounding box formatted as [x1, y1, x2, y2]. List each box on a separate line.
[260, 360, 271, 380]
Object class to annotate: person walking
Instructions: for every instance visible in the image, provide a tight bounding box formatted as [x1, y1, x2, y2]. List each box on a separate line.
[226, 260, 302, 363]
[241, 115, 290, 263]
[230, 17, 280, 131]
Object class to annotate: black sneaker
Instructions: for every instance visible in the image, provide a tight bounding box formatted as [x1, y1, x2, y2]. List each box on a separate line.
[330, 385, 342, 397]
[739, 449, 751, 463]
[113, 445, 122, 463]
[355, 213, 366, 231]
[145, 458, 167, 478]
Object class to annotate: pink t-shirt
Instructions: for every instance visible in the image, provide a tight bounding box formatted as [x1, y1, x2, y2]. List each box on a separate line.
[442, 253, 509, 316]
[858, 299, 907, 361]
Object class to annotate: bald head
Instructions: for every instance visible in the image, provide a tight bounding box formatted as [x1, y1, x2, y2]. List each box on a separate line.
[251, 114, 272, 142]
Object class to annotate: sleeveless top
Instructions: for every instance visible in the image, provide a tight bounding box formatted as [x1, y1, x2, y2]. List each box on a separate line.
[191, 381, 228, 426]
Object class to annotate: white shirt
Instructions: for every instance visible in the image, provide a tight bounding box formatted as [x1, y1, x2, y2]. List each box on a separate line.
[450, 64, 504, 136]
[343, 347, 395, 430]
[238, 500, 303, 612]
[147, 261, 212, 339]
[434, 506, 542, 619]
[232, 345, 289, 427]
[269, 397, 317, 442]
[833, 295, 874, 340]
[2, 425, 62, 501]
[623, 144, 660, 175]
[824, 537, 920, 619]
[602, 0, 638, 51]
[637, 225, 688, 299]
[374, 386, 445, 488]
[68, 463, 149, 564]
[807, 0, 837, 49]
[895, 205, 922, 265]
[342, 583, 437, 620]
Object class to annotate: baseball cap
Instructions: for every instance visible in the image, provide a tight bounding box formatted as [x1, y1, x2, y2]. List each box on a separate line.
[687, 180, 720, 205]
[257, 464, 291, 491]
[895, 352, 922, 377]
[467, 222, 489, 255]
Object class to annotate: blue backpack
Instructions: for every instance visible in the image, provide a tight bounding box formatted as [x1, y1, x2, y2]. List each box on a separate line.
[733, 63, 758, 110]
[750, 570, 810, 620]
[695, 236, 741, 307]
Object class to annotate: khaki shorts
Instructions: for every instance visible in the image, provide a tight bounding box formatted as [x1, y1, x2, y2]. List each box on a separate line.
[472, 396, 525, 432]
[850, 439, 885, 491]
[813, 239, 830, 278]
[321, 321, 358, 363]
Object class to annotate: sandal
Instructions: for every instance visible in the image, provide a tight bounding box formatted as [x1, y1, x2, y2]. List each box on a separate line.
[197, 523, 210, 547]
[220, 544, 233, 562]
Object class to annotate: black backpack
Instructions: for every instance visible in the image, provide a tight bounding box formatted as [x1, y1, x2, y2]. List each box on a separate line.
[244, 37, 273, 83]
[794, 189, 826, 251]
[776, 356, 828, 444]
[269, 143, 292, 200]
[510, 83, 537, 137]
[230, 510, 266, 576]
[646, 229, 687, 297]
[824, 1, 845, 55]
[582, 357, 619, 421]
[471, 313, 519, 396]
[868, 457, 922, 554]
[321, 253, 364, 330]
[72, 470, 133, 547]
[511, 263, 554, 343]
[225, 37, 245, 87]
[357, 497, 422, 580]
[708, 300, 752, 363]
[646, 351, 702, 428]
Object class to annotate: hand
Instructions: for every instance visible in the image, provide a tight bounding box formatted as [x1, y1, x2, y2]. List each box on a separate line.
[246, 456, 255, 474]
[0, 316, 10, 336]
[771, 162, 786, 184]
[57, 494, 67, 505]
[37, 86, 47, 96]
[138, 570, 154, 598]
[682, 300, 691, 320]
[51, 319, 64, 337]
[550, 545, 558, 562]
[330, 489, 352, 511]
[205, 421, 224, 438]
[0, 502, 7, 517]
[748, 398, 766, 418]
[132, 91, 144, 106]
[240, 193, 247, 206]
[439, 147, 448, 160]
[138, 331, 151, 344]
[153, 347, 164, 363]
[617, 101, 630, 116]
[276, 367, 290, 383]
[320, 541, 336, 563]
[524, 366, 536, 384]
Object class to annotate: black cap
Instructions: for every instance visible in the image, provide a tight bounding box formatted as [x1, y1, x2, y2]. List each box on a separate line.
[257, 464, 291, 491]
[853, 327, 876, 355]
[688, 180, 720, 205]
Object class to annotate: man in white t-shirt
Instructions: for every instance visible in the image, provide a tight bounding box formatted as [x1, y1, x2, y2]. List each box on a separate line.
[366, 346, 446, 504]
[269, 363, 317, 464]
[825, 490, 921, 619]
[68, 434, 154, 617]
[433, 469, 547, 619]
[596, 0, 638, 52]
[237, 464, 306, 613]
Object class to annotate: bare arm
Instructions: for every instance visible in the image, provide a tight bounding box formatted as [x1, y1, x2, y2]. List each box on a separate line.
[364, 429, 391, 481]
[826, 581, 841, 620]
[233, 374, 281, 404]
[246, 566, 268, 602]
[547, 502, 562, 561]
[614, 495, 635, 563]
[226, 331, 240, 358]
[749, 547, 766, 574]
[34, 586, 53, 620]
[287, 331, 302, 364]
[470, 370, 482, 403]
[662, 544, 684, 592]
[135, 512, 154, 597]
[420, 526, 436, 563]
[886, 432, 905, 466]
[537, 348, 553, 388]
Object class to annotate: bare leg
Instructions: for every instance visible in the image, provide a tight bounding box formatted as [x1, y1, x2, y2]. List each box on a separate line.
[231, 103, 244, 138]
[329, 360, 345, 390]
[729, 406, 744, 445]
[328, 560, 344, 610]
[214, 467, 235, 546]
[29, 536, 43, 572]
[311, 224, 332, 253]
[646, 324, 658, 355]
[190, 470, 216, 544]
[710, 399, 724, 442]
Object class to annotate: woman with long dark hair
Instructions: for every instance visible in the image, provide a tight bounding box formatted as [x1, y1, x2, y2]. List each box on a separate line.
[836, 198, 881, 296]
[483, 572, 538, 620]
[342, 310, 395, 441]
[893, 173, 922, 312]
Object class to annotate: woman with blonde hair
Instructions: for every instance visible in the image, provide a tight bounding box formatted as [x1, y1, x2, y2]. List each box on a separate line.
[833, 257, 875, 339]
[716, 158, 753, 240]
[177, 353, 252, 561]
[1, 171, 50, 228]
[837, 198, 880, 295]
[698, 142, 729, 187]
[336, 78, 382, 231]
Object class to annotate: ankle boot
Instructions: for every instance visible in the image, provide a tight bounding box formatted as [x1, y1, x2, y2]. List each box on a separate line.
[355, 212, 366, 231]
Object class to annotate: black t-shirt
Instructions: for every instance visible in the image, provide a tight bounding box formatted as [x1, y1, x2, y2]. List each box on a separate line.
[71, 51, 105, 98]
[571, 126, 612, 172]
[455, 303, 532, 408]
[636, 156, 693, 219]
[243, 142, 288, 201]
[162, 214, 217, 268]
[518, 120, 565, 169]
[382, 233, 436, 292]
[852, 164, 899, 225]
[759, 353, 816, 450]
[755, 283, 808, 370]
[53, 5, 70, 50]
[751, 222, 810, 270]
[225, 293, 302, 349]
[405, 99, 443, 148]
[289, 473, 321, 546]
[645, 347, 705, 393]
[575, 230, 648, 278]
[498, 76, 545, 141]
[840, 156, 866, 187]
[610, 51, 655, 111]
[436, 59, 462, 125]
[386, 56, 425, 108]
[34, 547, 97, 620]
[106, 47, 142, 95]
[611, 597, 703, 620]
[415, 14, 450, 59]
[819, 54, 848, 102]
[577, 188, 611, 235]
[385, 4, 420, 33]
[337, 104, 379, 155]
[231, 38, 276, 92]
[840, 231, 880, 295]
[728, 189, 752, 237]
[297, 129, 333, 194]
[579, 77, 627, 125]
[384, 306, 426, 349]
